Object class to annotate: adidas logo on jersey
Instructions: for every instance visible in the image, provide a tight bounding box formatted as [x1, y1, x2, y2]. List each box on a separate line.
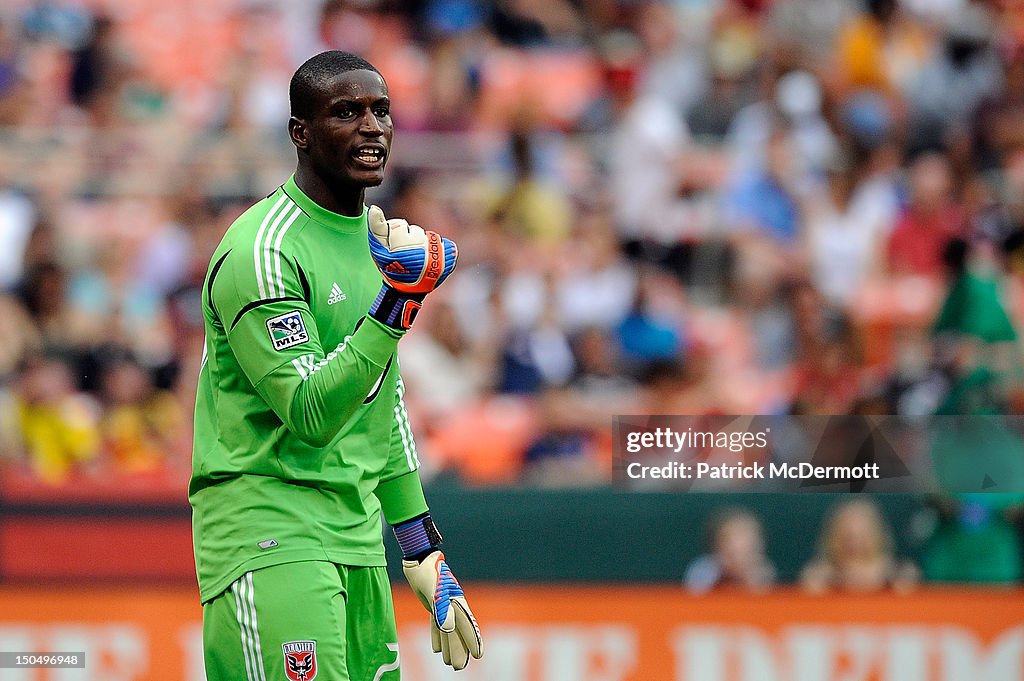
[328, 282, 346, 305]
[384, 261, 410, 274]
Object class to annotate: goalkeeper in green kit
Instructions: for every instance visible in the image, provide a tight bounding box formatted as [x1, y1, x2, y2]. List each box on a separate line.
[190, 51, 483, 681]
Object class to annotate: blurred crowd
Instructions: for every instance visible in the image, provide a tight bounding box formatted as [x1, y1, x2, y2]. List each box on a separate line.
[1, 0, 1024, 537]
[686, 495, 1024, 589]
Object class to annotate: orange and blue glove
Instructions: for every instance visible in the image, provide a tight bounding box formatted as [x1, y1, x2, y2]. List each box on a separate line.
[394, 514, 483, 671]
[367, 205, 458, 331]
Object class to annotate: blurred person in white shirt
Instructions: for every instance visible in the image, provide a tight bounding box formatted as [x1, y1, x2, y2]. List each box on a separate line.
[0, 182, 37, 292]
[604, 33, 695, 251]
[804, 150, 895, 308]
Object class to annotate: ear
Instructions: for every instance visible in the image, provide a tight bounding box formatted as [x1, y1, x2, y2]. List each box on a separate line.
[288, 116, 309, 151]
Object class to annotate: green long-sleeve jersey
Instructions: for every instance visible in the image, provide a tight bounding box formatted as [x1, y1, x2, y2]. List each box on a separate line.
[190, 176, 428, 603]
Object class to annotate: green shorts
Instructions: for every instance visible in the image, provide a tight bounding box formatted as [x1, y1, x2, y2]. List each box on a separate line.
[202, 561, 400, 681]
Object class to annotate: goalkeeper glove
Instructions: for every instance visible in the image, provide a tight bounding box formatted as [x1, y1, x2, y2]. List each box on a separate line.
[393, 514, 483, 671]
[367, 205, 458, 331]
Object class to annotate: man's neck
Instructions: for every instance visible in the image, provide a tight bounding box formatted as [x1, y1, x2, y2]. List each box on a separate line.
[293, 165, 364, 217]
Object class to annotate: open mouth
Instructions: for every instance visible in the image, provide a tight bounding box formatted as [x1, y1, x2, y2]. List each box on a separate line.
[353, 145, 386, 168]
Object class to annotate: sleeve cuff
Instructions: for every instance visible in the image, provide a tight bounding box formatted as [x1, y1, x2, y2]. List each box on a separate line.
[376, 470, 428, 526]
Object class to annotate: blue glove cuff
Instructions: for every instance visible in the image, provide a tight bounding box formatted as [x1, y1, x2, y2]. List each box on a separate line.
[369, 284, 425, 331]
[394, 513, 443, 560]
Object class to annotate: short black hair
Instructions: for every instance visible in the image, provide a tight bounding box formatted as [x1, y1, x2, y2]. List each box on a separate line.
[289, 51, 381, 119]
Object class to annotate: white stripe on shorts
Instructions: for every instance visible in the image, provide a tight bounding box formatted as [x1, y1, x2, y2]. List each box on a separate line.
[232, 572, 267, 681]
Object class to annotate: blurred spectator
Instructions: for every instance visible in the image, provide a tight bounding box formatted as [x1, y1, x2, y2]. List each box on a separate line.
[0, 16, 27, 124]
[6, 355, 100, 484]
[707, 0, 769, 99]
[800, 499, 919, 593]
[569, 326, 639, 405]
[575, 33, 633, 135]
[684, 507, 776, 594]
[68, 15, 127, 126]
[496, 299, 575, 393]
[487, 124, 573, 248]
[98, 356, 182, 470]
[768, 0, 854, 60]
[921, 493, 1024, 584]
[69, 240, 176, 375]
[314, 0, 382, 58]
[723, 125, 802, 247]
[219, 3, 291, 132]
[728, 69, 836, 179]
[847, 140, 902, 236]
[22, 1, 92, 49]
[804, 153, 888, 308]
[686, 53, 755, 140]
[17, 261, 91, 358]
[605, 35, 697, 262]
[0, 180, 37, 290]
[555, 212, 637, 331]
[132, 188, 204, 297]
[489, 0, 583, 47]
[400, 301, 491, 419]
[616, 267, 687, 371]
[633, 2, 707, 118]
[521, 325, 641, 483]
[520, 382, 610, 487]
[0, 292, 40, 380]
[905, 3, 1003, 155]
[887, 153, 967, 277]
[835, 0, 930, 99]
[419, 38, 481, 132]
[976, 48, 1024, 168]
[933, 238, 1018, 346]
[791, 299, 864, 414]
[731, 245, 798, 371]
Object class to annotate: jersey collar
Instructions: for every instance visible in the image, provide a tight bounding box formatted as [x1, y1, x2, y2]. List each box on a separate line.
[283, 175, 367, 233]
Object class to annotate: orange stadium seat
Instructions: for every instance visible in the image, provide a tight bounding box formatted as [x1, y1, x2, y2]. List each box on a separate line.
[477, 49, 602, 128]
[426, 395, 539, 485]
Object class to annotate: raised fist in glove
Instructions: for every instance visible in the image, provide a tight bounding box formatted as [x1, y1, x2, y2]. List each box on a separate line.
[403, 550, 483, 671]
[367, 205, 457, 293]
[365, 205, 458, 330]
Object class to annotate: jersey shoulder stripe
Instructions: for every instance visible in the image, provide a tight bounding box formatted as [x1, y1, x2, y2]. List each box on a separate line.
[251, 191, 304, 300]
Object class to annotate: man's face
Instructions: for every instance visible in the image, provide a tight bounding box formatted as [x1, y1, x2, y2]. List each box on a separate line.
[301, 69, 393, 187]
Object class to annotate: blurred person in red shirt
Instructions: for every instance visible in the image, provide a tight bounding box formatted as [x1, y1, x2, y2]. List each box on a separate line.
[790, 285, 864, 415]
[887, 153, 967, 277]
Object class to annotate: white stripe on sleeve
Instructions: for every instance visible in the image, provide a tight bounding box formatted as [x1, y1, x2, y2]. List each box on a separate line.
[253, 195, 289, 300]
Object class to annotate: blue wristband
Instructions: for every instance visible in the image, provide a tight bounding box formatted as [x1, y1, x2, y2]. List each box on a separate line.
[393, 513, 443, 560]
[369, 284, 424, 331]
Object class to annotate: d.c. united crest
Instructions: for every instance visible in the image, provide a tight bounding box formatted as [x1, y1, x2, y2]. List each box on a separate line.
[282, 640, 317, 681]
